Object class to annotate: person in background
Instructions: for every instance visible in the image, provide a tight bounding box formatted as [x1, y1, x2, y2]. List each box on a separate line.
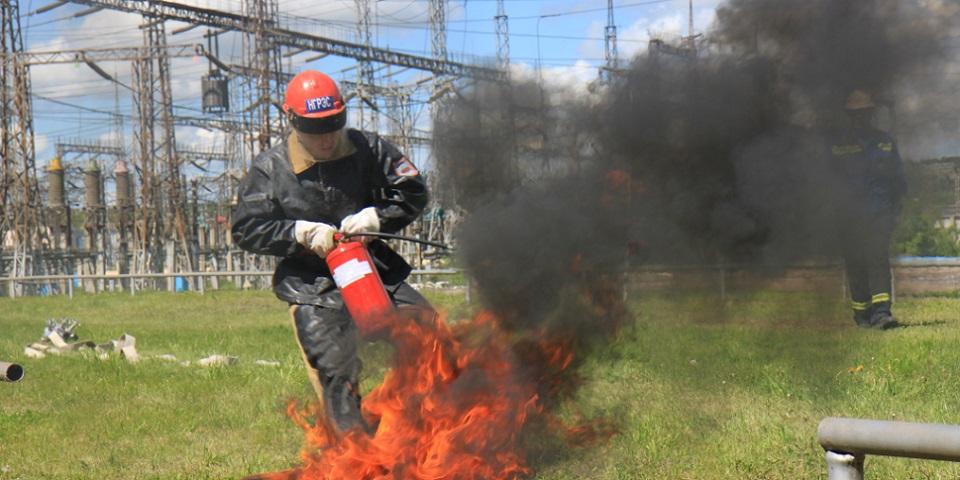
[827, 89, 907, 330]
[231, 70, 433, 432]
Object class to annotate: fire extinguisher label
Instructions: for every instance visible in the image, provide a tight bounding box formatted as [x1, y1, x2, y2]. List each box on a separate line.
[332, 258, 373, 288]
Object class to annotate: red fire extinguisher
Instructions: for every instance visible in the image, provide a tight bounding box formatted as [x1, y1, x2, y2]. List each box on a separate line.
[325, 236, 394, 340]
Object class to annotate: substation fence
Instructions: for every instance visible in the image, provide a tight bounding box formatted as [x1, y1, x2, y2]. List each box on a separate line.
[0, 269, 464, 299]
[2, 258, 957, 299]
[633, 257, 960, 300]
[818, 417, 960, 480]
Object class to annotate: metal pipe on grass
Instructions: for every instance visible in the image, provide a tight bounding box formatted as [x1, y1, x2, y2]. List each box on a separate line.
[1, 361, 24, 382]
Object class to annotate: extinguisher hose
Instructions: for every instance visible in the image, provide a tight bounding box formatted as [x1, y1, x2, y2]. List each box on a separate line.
[338, 232, 450, 249]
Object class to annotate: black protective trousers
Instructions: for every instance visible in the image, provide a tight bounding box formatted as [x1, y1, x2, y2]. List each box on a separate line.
[837, 212, 896, 316]
[290, 281, 432, 433]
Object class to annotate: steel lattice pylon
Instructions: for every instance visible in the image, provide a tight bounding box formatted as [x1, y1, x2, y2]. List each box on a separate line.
[495, 0, 509, 74]
[603, 0, 619, 83]
[1, 0, 44, 296]
[243, 0, 283, 153]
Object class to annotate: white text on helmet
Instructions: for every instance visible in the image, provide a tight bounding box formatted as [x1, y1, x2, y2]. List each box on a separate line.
[305, 95, 337, 114]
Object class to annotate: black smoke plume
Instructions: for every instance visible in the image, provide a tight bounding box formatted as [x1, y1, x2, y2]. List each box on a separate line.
[434, 0, 960, 329]
[713, 0, 960, 154]
[434, 78, 632, 344]
[598, 0, 960, 263]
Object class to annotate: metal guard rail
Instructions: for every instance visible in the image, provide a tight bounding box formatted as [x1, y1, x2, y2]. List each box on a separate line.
[818, 417, 960, 479]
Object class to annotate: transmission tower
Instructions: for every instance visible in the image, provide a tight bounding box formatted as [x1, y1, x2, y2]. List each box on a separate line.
[495, 0, 509, 74]
[430, 0, 448, 63]
[354, 0, 379, 131]
[428, 0, 449, 131]
[243, 0, 282, 153]
[0, 0, 43, 296]
[131, 5, 190, 289]
[602, 0, 619, 83]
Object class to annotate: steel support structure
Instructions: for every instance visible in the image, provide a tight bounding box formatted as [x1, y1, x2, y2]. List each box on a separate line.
[132, 7, 187, 290]
[602, 0, 619, 83]
[64, 0, 504, 83]
[13, 43, 202, 65]
[495, 0, 509, 74]
[354, 0, 378, 131]
[54, 140, 125, 292]
[1, 0, 43, 297]
[242, 0, 282, 153]
[428, 0, 449, 124]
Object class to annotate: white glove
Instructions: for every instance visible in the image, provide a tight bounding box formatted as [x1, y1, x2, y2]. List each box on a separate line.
[294, 220, 337, 257]
[339, 207, 380, 244]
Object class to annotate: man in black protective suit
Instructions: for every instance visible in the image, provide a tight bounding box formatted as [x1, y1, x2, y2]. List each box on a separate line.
[827, 90, 907, 330]
[231, 69, 434, 433]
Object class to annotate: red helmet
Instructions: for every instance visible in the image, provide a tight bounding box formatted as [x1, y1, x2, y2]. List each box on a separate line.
[282, 70, 347, 134]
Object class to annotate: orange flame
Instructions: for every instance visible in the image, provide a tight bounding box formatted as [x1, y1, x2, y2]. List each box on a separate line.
[249, 307, 612, 480]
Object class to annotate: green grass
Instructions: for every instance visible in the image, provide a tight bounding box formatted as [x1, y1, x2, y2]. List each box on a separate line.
[1, 288, 959, 479]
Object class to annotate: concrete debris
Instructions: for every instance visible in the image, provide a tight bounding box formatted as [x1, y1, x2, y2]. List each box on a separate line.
[113, 334, 138, 363]
[23, 321, 273, 367]
[115, 334, 136, 353]
[198, 355, 238, 367]
[120, 346, 140, 363]
[23, 347, 45, 359]
[25, 321, 141, 362]
[46, 331, 69, 348]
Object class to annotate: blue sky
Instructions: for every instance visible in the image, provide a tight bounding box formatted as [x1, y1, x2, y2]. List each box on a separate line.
[18, 0, 723, 170]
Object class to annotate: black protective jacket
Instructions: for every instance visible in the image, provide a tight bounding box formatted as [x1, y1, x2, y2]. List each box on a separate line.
[231, 128, 428, 307]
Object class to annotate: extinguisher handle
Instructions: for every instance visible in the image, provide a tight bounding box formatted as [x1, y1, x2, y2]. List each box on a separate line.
[333, 233, 344, 243]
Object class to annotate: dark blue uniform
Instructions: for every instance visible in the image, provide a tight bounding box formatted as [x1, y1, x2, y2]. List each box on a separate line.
[828, 126, 906, 327]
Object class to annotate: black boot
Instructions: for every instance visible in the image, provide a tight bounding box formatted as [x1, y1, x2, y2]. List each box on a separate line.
[853, 309, 873, 328]
[322, 375, 373, 434]
[869, 311, 899, 330]
[869, 301, 899, 330]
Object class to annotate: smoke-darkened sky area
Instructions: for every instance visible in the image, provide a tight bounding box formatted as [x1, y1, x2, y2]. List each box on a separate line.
[436, 0, 960, 329]
[712, 0, 960, 155]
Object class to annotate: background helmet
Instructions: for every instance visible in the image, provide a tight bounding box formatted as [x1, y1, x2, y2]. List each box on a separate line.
[283, 70, 347, 134]
[844, 90, 875, 111]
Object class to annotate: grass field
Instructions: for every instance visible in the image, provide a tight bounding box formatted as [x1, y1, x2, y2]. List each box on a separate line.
[1, 287, 959, 479]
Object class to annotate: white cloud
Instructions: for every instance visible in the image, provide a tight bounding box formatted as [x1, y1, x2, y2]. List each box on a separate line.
[33, 135, 49, 159]
[542, 60, 600, 91]
[508, 59, 601, 98]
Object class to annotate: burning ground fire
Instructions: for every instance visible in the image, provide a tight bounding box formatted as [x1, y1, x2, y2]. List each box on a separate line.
[246, 307, 616, 480]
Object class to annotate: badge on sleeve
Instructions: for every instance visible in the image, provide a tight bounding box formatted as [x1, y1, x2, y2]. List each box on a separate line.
[393, 157, 419, 177]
